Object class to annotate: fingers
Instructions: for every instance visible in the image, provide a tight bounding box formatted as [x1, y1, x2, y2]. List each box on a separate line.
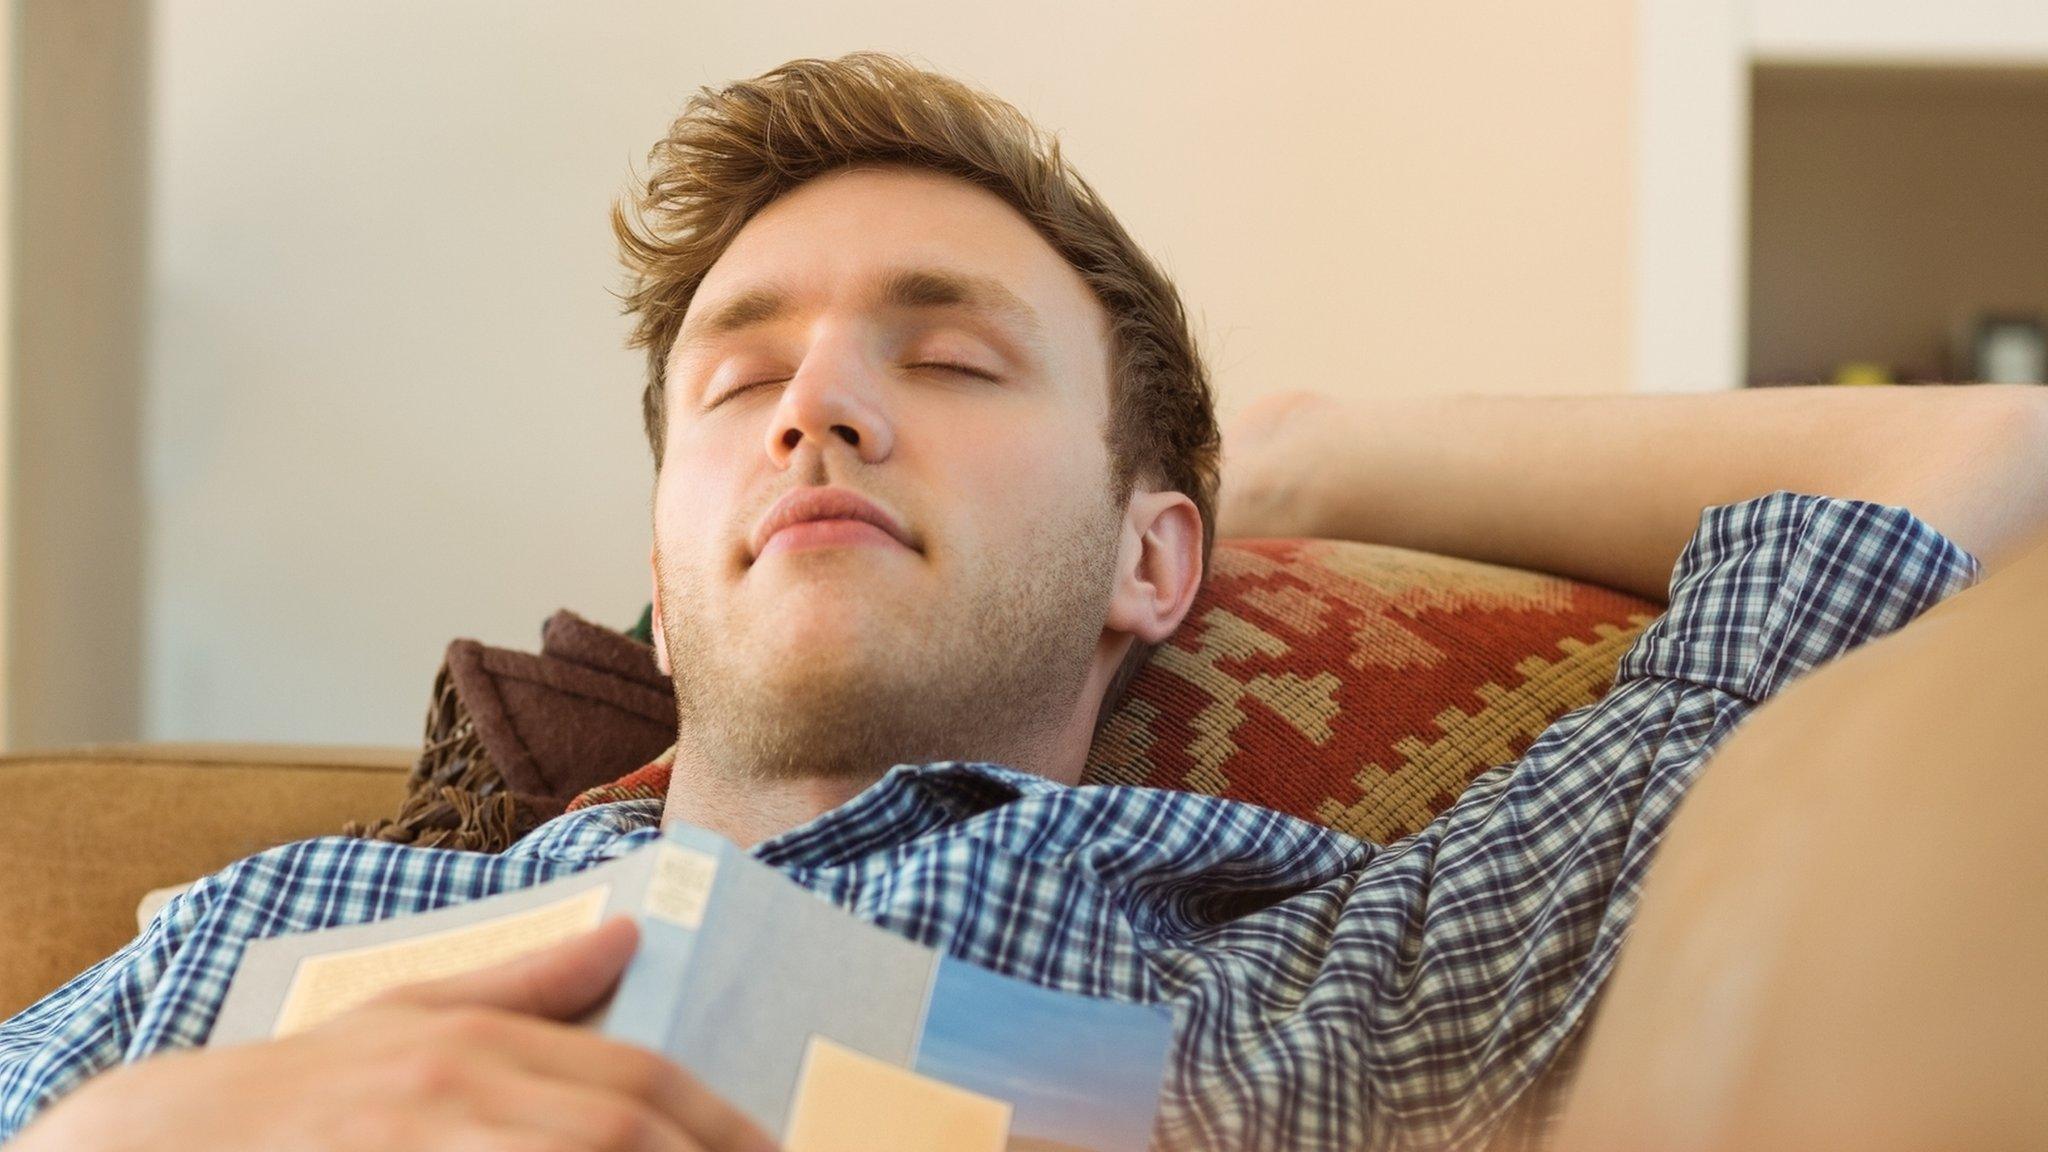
[471, 1020, 776, 1152]
[381, 915, 641, 1020]
[474, 1069, 705, 1152]
[636, 1064, 778, 1152]
[354, 915, 776, 1151]
[364, 1004, 776, 1152]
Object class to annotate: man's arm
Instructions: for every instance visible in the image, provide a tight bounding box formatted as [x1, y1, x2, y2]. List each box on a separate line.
[1216, 384, 2048, 599]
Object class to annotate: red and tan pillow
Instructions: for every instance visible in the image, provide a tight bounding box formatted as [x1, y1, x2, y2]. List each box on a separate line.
[568, 539, 1660, 845]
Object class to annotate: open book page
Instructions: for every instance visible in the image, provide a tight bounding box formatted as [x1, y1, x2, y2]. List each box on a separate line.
[213, 824, 1173, 1152]
[271, 884, 611, 1036]
[210, 851, 654, 1045]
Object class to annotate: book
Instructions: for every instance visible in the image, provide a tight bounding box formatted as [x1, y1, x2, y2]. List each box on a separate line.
[211, 822, 1174, 1152]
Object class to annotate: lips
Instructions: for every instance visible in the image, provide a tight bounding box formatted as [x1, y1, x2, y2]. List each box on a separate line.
[748, 487, 916, 560]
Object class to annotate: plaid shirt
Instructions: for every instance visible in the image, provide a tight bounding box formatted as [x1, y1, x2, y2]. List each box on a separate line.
[0, 493, 1981, 1150]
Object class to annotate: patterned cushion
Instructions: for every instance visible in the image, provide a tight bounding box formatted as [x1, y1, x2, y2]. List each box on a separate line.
[571, 539, 1661, 845]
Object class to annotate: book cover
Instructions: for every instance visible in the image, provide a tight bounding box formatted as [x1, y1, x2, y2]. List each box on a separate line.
[212, 823, 1173, 1152]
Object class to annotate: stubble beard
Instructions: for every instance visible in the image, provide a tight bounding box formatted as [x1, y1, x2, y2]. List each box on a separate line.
[657, 499, 1123, 790]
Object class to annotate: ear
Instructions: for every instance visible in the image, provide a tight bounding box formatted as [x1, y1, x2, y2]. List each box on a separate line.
[1105, 488, 1204, 645]
[648, 546, 673, 677]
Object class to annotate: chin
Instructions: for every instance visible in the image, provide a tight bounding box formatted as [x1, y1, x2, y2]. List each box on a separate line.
[751, 587, 901, 661]
[742, 628, 906, 722]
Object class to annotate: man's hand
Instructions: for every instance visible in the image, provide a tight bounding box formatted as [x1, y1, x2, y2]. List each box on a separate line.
[1216, 390, 1350, 542]
[12, 917, 777, 1152]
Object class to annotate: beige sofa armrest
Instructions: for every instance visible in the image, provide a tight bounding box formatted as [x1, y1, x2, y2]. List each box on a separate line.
[0, 743, 413, 1020]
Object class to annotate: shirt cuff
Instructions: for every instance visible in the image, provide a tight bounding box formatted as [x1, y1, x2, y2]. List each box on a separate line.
[1615, 491, 1982, 702]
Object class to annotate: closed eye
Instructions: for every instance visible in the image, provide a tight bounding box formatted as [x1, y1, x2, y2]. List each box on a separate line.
[909, 361, 999, 381]
[706, 377, 790, 410]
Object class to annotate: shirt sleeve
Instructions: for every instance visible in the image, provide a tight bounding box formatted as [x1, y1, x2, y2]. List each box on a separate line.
[0, 877, 217, 1141]
[1614, 491, 1983, 703]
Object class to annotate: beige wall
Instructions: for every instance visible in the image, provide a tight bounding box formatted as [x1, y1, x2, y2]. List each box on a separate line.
[139, 1, 1635, 744]
[0, 2, 12, 746]
[5, 0, 148, 749]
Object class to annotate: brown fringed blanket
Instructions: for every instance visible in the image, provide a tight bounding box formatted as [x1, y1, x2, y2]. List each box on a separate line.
[344, 610, 676, 851]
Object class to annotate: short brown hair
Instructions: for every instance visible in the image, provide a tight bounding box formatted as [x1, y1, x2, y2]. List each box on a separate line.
[611, 52, 1219, 720]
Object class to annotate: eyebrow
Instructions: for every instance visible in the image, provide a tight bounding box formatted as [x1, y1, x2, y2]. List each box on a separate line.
[675, 266, 1045, 357]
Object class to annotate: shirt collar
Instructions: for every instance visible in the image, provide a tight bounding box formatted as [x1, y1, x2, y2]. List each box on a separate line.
[751, 761, 1065, 869]
[519, 761, 1064, 871]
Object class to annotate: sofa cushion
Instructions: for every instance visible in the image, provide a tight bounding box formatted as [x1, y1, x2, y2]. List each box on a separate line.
[1087, 538, 1657, 842]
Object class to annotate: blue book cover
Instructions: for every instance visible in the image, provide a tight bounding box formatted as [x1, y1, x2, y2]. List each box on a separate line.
[606, 824, 1174, 1152]
[212, 821, 1174, 1152]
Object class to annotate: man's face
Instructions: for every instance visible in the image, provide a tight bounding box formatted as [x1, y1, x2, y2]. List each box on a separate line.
[652, 165, 1126, 784]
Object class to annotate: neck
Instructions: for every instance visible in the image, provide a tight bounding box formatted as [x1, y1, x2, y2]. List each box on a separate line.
[657, 746, 877, 848]
[655, 649, 1119, 847]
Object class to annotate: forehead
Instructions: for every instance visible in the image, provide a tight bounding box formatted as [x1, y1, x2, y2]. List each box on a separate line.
[678, 166, 1110, 364]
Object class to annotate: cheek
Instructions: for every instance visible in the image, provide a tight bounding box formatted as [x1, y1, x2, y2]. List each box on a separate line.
[652, 455, 740, 566]
[942, 420, 1111, 548]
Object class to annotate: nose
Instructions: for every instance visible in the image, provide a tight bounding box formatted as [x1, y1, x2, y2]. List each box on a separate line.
[763, 344, 895, 468]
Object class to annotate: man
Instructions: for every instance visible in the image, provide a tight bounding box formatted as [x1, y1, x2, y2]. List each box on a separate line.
[3, 53, 2045, 1151]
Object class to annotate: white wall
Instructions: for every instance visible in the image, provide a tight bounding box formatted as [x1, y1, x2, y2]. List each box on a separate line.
[1750, 0, 2048, 62]
[1634, 0, 1748, 394]
[144, 0, 1634, 745]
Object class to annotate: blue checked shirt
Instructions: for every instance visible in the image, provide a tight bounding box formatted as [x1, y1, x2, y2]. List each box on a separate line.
[0, 494, 1982, 1150]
